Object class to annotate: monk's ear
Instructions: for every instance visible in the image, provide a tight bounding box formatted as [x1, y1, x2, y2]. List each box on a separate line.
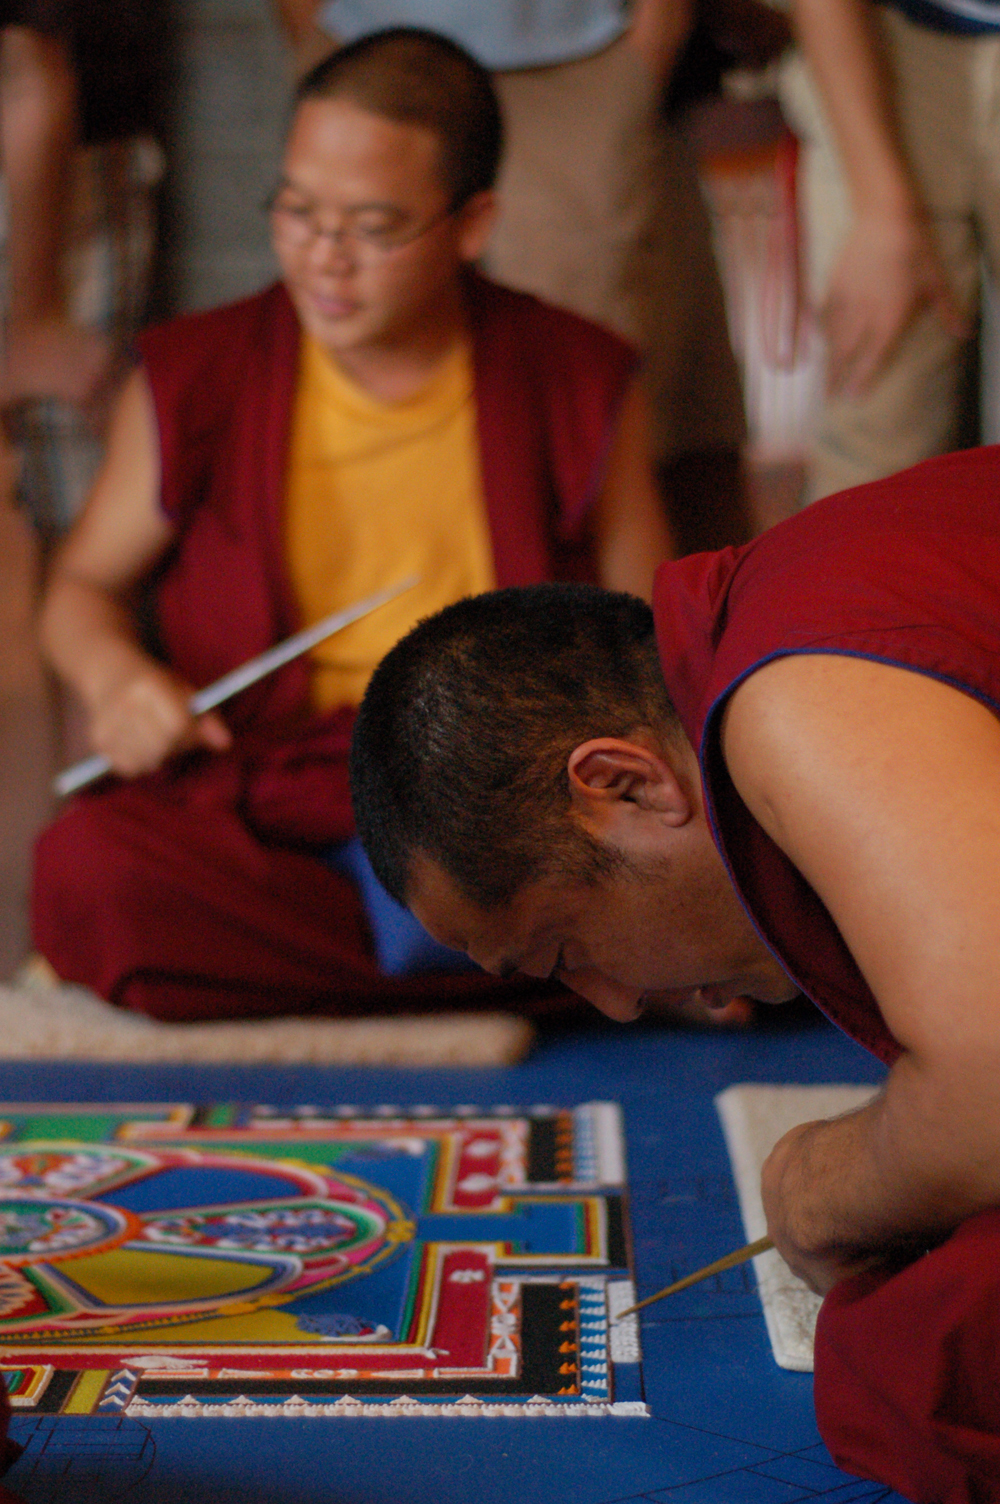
[456, 190, 497, 261]
[567, 738, 691, 826]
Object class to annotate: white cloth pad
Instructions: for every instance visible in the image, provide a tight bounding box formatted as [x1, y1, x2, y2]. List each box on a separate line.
[715, 1083, 881, 1371]
[0, 980, 533, 1066]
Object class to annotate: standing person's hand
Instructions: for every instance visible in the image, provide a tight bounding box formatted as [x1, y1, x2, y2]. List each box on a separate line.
[822, 211, 969, 396]
[1, 317, 113, 411]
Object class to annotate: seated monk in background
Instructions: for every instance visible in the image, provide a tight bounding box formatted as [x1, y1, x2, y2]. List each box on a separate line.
[33, 27, 672, 1022]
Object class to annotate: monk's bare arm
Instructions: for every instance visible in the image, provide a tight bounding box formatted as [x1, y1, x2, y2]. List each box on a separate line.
[40, 368, 231, 775]
[723, 655, 1000, 1291]
[592, 378, 675, 603]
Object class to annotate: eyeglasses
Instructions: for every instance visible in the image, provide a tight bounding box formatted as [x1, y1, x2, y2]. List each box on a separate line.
[266, 188, 455, 260]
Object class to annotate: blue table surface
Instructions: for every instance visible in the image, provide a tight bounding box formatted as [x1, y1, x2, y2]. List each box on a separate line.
[0, 1014, 909, 1504]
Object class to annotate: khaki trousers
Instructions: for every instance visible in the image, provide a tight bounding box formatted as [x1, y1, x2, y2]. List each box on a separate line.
[780, 8, 1000, 500]
[486, 35, 746, 460]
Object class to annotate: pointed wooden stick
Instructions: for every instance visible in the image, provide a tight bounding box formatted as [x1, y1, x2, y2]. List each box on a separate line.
[614, 1235, 774, 1319]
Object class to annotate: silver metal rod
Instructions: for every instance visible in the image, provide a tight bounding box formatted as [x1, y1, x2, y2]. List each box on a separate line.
[53, 575, 418, 798]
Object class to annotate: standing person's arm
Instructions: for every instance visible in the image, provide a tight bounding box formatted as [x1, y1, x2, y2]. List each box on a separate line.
[40, 368, 232, 776]
[591, 377, 675, 602]
[627, 0, 694, 82]
[0, 25, 110, 407]
[270, 0, 336, 74]
[788, 0, 967, 395]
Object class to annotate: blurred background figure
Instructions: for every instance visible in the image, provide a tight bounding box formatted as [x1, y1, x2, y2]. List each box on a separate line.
[0, 1, 164, 978]
[0, 1, 165, 544]
[781, 0, 998, 500]
[275, 0, 754, 555]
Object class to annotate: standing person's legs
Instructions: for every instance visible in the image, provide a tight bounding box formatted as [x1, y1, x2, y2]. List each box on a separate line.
[781, 13, 981, 502]
[970, 32, 1000, 391]
[633, 122, 750, 551]
[485, 36, 658, 342]
[488, 38, 748, 548]
[6, 135, 161, 540]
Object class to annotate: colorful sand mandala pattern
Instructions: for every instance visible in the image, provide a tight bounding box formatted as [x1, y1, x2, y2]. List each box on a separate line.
[0, 1103, 644, 1418]
[0, 1198, 138, 1263]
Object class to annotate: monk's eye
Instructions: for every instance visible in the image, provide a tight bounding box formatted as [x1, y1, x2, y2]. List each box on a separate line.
[352, 214, 409, 247]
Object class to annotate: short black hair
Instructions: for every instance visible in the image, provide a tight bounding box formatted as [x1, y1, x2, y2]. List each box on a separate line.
[296, 28, 503, 208]
[350, 584, 682, 910]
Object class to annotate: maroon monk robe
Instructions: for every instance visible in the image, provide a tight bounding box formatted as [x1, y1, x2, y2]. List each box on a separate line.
[816, 1212, 1000, 1502]
[652, 446, 1000, 1498]
[32, 277, 637, 1020]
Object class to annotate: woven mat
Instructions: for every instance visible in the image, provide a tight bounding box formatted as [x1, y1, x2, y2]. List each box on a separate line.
[715, 1083, 880, 1371]
[0, 980, 534, 1066]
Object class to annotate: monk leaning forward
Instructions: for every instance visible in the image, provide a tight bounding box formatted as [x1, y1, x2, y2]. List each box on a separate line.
[33, 28, 672, 1021]
[350, 448, 1000, 1502]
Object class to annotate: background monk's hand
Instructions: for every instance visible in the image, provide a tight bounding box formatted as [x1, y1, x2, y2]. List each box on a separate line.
[87, 658, 232, 778]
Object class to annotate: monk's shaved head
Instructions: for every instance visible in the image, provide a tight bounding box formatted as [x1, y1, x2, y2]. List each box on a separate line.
[349, 583, 682, 910]
[295, 27, 503, 209]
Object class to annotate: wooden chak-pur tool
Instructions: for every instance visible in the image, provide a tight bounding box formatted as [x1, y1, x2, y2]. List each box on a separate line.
[614, 1236, 774, 1320]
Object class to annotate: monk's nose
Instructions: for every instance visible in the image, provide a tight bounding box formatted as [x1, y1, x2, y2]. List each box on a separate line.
[558, 967, 645, 1023]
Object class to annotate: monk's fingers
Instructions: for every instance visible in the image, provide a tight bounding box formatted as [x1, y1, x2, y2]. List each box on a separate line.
[89, 669, 202, 777]
[193, 710, 233, 753]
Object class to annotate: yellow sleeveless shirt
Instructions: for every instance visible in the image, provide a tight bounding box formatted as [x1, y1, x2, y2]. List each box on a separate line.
[284, 334, 496, 710]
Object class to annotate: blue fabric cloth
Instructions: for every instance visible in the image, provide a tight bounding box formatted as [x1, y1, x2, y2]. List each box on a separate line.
[316, 0, 626, 70]
[881, 0, 1000, 34]
[326, 837, 477, 977]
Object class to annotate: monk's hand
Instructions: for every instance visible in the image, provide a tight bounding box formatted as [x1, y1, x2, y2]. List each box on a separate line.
[761, 1121, 883, 1296]
[87, 659, 232, 778]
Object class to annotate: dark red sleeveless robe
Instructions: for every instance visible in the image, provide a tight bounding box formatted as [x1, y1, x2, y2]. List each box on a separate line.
[32, 277, 637, 1021]
[654, 444, 1000, 1502]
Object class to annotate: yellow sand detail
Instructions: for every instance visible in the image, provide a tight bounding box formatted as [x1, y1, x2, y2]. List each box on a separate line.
[58, 1248, 273, 1307]
[63, 1367, 110, 1414]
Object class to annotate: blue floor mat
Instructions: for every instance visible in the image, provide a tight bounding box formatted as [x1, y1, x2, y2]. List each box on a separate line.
[0, 1016, 907, 1504]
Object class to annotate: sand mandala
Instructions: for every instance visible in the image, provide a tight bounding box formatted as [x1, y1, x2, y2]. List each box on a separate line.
[0, 1102, 644, 1418]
